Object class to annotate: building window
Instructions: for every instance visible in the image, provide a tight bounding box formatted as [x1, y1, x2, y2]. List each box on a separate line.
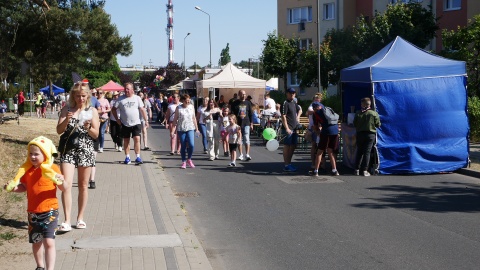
[299, 87, 306, 96]
[299, 39, 313, 50]
[288, 7, 312, 24]
[288, 72, 299, 87]
[390, 0, 423, 3]
[324, 3, 335, 20]
[444, 0, 461, 10]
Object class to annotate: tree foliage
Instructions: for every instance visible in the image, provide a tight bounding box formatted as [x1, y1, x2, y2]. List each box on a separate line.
[0, 0, 132, 95]
[261, 31, 299, 90]
[442, 15, 480, 97]
[262, 3, 439, 92]
[219, 43, 231, 66]
[139, 63, 184, 93]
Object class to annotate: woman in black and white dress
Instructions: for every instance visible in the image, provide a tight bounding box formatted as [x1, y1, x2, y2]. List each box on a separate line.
[56, 81, 99, 232]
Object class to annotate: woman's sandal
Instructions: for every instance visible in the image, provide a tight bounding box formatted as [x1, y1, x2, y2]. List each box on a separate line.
[76, 220, 87, 229]
[58, 222, 72, 232]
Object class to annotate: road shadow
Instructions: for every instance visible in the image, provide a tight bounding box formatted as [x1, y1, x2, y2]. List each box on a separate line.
[352, 181, 480, 213]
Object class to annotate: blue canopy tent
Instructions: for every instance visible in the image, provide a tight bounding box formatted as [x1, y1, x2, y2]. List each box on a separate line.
[40, 84, 65, 96]
[340, 36, 468, 174]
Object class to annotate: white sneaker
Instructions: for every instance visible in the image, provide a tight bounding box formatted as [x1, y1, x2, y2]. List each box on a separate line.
[118, 146, 123, 152]
[98, 148, 103, 153]
[115, 145, 118, 151]
[238, 154, 244, 160]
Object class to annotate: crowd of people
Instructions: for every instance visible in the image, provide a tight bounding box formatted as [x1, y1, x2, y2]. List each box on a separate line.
[2, 80, 381, 270]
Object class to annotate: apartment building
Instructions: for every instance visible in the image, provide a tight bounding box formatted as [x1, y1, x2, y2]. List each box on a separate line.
[277, 0, 480, 96]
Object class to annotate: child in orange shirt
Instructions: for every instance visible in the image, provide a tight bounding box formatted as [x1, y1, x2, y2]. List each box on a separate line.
[3, 136, 65, 270]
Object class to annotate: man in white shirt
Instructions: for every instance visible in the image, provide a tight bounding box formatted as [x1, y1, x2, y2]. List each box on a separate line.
[112, 82, 148, 165]
[263, 93, 276, 116]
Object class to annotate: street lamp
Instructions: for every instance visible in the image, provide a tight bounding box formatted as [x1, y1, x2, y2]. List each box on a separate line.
[184, 32, 191, 76]
[195, 6, 212, 68]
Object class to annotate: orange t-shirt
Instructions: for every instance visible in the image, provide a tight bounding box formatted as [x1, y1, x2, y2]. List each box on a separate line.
[20, 164, 60, 213]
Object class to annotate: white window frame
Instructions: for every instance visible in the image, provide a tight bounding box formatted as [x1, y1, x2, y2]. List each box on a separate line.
[390, 0, 423, 4]
[288, 72, 300, 87]
[323, 3, 335, 21]
[299, 87, 306, 96]
[288, 7, 312, 24]
[299, 38, 313, 50]
[444, 0, 461, 11]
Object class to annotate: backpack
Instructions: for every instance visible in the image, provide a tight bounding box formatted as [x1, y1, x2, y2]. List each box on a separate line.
[323, 106, 339, 125]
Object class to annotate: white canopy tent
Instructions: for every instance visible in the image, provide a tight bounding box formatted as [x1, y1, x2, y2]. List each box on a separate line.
[196, 62, 266, 105]
[265, 77, 278, 90]
[167, 79, 185, 91]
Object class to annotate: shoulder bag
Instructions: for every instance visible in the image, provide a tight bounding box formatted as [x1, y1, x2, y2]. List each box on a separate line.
[58, 122, 80, 155]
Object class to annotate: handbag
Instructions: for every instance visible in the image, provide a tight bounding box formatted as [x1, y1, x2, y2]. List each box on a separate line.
[58, 123, 80, 155]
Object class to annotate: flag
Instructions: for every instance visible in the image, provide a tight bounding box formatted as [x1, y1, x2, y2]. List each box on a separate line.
[72, 72, 82, 83]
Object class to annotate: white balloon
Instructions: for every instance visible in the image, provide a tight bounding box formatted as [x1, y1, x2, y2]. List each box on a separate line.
[266, 139, 279, 151]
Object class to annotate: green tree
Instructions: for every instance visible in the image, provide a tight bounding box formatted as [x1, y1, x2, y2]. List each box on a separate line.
[442, 15, 480, 97]
[314, 2, 438, 89]
[0, 0, 29, 90]
[2, 0, 131, 95]
[354, 3, 438, 60]
[219, 43, 231, 66]
[261, 31, 299, 91]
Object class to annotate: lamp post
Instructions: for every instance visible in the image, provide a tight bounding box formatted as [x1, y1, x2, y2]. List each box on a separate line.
[195, 6, 212, 68]
[251, 55, 260, 78]
[317, 0, 321, 92]
[184, 32, 190, 76]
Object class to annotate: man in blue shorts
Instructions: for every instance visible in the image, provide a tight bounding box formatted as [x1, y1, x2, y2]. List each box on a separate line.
[282, 88, 300, 172]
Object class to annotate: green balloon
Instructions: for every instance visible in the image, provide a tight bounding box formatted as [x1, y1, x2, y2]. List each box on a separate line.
[262, 128, 276, 140]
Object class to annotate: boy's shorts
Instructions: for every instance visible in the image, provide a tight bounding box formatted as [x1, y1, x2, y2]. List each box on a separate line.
[317, 134, 339, 152]
[28, 209, 59, 243]
[282, 130, 298, 145]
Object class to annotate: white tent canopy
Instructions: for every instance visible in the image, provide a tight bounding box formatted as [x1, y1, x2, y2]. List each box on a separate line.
[196, 62, 266, 105]
[266, 77, 278, 90]
[196, 62, 266, 89]
[167, 79, 186, 91]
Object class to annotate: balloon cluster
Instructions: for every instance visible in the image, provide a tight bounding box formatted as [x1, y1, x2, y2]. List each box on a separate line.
[262, 128, 279, 151]
[154, 75, 164, 86]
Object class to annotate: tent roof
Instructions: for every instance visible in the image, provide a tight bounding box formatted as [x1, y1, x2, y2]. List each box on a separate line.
[341, 36, 466, 83]
[197, 62, 266, 89]
[167, 80, 184, 91]
[266, 77, 278, 90]
[99, 80, 124, 92]
[40, 84, 65, 95]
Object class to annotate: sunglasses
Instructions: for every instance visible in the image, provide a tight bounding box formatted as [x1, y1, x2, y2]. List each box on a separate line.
[74, 81, 89, 86]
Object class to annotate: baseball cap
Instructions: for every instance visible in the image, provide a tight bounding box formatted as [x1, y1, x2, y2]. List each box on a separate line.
[113, 91, 119, 95]
[312, 102, 321, 108]
[286, 88, 296, 93]
[91, 88, 97, 93]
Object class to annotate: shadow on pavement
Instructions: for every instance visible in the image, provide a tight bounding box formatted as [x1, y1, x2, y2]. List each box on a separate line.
[352, 181, 480, 213]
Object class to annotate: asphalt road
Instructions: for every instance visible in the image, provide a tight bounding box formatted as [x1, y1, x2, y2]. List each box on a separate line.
[148, 122, 480, 270]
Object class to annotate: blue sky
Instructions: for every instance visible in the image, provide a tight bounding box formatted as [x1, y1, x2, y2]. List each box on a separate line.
[104, 0, 277, 68]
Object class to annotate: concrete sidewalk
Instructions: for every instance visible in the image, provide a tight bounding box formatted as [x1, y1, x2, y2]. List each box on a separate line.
[54, 137, 213, 270]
